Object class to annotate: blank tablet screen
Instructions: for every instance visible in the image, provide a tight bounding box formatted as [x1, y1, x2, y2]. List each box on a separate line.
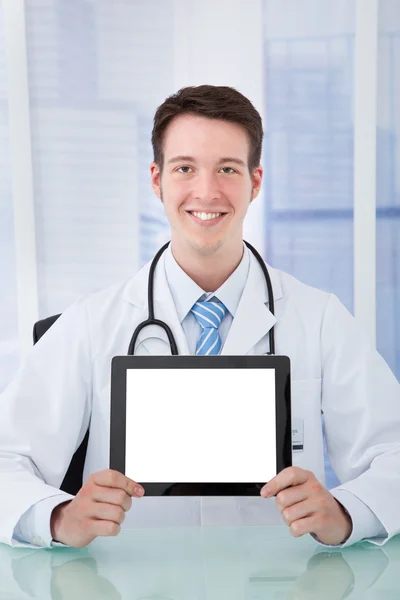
[125, 368, 276, 484]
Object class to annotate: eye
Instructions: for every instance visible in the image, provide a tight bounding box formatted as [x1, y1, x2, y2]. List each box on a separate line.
[219, 167, 236, 174]
[177, 166, 193, 174]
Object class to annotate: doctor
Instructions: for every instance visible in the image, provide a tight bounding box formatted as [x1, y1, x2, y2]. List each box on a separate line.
[0, 85, 399, 550]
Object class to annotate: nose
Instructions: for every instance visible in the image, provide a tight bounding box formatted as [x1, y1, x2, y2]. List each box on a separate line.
[193, 172, 222, 203]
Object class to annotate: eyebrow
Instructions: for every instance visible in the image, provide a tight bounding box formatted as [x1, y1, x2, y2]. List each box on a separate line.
[167, 155, 246, 167]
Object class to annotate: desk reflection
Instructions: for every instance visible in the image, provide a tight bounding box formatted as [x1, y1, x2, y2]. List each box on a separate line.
[50, 557, 121, 600]
[0, 527, 397, 600]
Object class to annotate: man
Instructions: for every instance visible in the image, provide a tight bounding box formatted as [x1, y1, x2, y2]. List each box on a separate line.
[0, 85, 399, 549]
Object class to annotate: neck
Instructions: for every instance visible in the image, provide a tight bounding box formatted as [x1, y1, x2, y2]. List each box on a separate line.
[170, 239, 244, 292]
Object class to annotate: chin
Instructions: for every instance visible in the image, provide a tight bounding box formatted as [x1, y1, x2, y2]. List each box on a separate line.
[188, 237, 224, 256]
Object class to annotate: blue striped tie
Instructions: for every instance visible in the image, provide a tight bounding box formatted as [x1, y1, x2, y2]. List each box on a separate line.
[190, 300, 227, 356]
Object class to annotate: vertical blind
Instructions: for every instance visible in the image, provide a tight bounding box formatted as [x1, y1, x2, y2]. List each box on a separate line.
[376, 0, 400, 379]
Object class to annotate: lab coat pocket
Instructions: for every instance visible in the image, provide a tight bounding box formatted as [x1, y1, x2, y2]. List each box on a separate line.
[290, 378, 325, 482]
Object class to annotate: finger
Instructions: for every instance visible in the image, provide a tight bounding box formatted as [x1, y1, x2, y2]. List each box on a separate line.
[261, 467, 310, 498]
[92, 487, 133, 512]
[91, 469, 144, 497]
[275, 485, 309, 511]
[288, 516, 316, 538]
[281, 499, 314, 526]
[89, 520, 121, 538]
[91, 502, 126, 525]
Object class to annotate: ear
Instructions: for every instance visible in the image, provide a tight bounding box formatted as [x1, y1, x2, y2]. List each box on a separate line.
[250, 165, 263, 202]
[150, 162, 162, 200]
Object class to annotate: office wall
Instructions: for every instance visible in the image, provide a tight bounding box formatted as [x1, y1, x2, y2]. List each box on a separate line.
[0, 0, 398, 488]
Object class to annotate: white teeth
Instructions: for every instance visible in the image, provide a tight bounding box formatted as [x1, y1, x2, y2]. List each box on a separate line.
[192, 212, 222, 221]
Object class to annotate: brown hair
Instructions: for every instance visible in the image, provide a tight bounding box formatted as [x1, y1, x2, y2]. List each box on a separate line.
[151, 85, 263, 172]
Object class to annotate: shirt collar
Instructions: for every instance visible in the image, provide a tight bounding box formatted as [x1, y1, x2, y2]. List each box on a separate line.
[164, 243, 250, 324]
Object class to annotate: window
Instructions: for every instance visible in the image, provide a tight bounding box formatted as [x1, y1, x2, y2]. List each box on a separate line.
[263, 0, 356, 487]
[0, 3, 19, 392]
[376, 0, 400, 381]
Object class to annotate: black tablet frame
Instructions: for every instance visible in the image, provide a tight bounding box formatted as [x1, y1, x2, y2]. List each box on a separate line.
[110, 355, 291, 496]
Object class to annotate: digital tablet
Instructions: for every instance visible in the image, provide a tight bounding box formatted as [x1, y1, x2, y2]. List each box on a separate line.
[110, 355, 291, 496]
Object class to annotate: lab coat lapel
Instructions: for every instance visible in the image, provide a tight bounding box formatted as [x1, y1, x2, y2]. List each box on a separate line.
[123, 252, 190, 355]
[152, 261, 190, 354]
[221, 252, 278, 356]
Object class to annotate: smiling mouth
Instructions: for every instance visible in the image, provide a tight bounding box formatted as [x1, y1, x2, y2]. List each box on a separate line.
[187, 211, 227, 221]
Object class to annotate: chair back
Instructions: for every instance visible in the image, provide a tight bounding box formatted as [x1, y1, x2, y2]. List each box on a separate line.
[33, 315, 89, 495]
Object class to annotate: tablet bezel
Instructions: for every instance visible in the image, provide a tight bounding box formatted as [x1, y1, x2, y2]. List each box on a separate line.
[110, 355, 291, 496]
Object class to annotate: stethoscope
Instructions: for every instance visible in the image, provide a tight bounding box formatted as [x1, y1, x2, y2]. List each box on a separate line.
[127, 240, 275, 356]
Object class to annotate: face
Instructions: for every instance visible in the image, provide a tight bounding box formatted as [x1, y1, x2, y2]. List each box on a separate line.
[150, 114, 263, 257]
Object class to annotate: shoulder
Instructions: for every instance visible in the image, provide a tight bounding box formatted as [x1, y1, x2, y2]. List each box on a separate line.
[58, 260, 152, 324]
[266, 263, 333, 318]
[267, 266, 368, 349]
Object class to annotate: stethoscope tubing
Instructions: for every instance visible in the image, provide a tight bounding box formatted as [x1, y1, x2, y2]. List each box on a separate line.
[127, 240, 275, 356]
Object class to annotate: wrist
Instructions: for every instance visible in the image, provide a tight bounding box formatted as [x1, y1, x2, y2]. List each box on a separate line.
[50, 500, 71, 542]
[336, 499, 353, 543]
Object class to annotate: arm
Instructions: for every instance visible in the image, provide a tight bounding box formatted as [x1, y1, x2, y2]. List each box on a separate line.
[260, 293, 400, 546]
[0, 299, 91, 547]
[322, 293, 400, 543]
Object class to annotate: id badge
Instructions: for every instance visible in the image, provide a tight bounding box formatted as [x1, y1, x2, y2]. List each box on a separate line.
[292, 419, 304, 452]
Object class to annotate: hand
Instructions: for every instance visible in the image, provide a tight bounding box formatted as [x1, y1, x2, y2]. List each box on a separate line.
[260, 467, 352, 545]
[50, 469, 145, 548]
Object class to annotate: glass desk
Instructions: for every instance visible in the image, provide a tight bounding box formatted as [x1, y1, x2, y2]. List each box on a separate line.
[0, 526, 399, 599]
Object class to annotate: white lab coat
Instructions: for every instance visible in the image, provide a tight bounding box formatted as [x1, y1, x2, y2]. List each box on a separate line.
[0, 250, 399, 548]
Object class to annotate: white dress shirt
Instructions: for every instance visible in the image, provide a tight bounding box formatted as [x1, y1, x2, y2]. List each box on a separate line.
[13, 243, 386, 547]
[164, 242, 250, 353]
